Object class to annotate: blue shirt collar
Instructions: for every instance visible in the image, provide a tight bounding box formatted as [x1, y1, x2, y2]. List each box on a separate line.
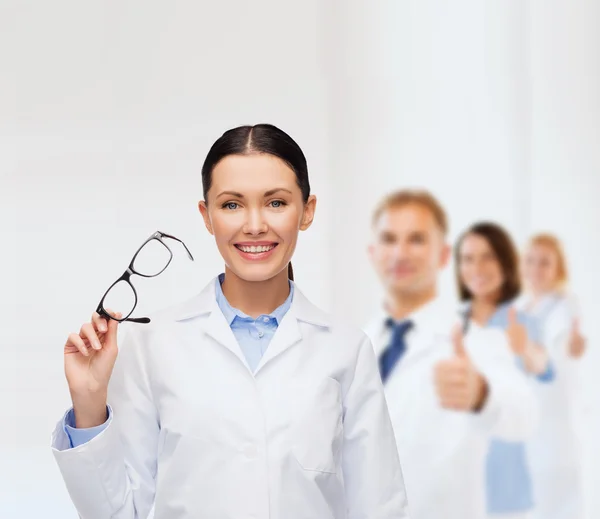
[215, 273, 294, 325]
[462, 300, 514, 326]
[487, 301, 513, 325]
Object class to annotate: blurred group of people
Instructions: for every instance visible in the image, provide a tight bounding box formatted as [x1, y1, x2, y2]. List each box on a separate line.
[365, 189, 586, 519]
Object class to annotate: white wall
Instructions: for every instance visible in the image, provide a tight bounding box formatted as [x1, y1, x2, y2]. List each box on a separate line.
[3, 1, 599, 518]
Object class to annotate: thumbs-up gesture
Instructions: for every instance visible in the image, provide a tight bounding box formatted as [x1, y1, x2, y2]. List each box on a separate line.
[568, 318, 586, 358]
[506, 307, 528, 356]
[434, 325, 488, 412]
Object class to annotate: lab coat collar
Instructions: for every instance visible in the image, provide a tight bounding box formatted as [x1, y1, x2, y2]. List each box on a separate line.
[517, 291, 563, 314]
[173, 277, 330, 374]
[408, 297, 456, 334]
[367, 296, 457, 356]
[373, 296, 455, 335]
[174, 276, 329, 328]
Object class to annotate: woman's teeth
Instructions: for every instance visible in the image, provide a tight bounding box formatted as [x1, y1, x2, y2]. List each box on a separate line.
[237, 244, 276, 253]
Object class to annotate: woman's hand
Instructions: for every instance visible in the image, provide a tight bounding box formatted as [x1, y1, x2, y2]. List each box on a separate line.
[568, 318, 586, 358]
[64, 310, 121, 428]
[505, 307, 528, 356]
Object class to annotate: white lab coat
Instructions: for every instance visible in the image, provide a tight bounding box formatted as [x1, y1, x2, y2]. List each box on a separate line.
[51, 278, 410, 519]
[517, 293, 585, 519]
[364, 299, 538, 519]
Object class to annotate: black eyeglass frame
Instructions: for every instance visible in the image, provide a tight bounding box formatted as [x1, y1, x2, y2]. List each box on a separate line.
[95, 231, 194, 324]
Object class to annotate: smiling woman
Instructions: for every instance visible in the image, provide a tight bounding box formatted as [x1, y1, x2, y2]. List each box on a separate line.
[51, 123, 410, 519]
[199, 124, 312, 284]
[197, 125, 317, 314]
[455, 222, 554, 519]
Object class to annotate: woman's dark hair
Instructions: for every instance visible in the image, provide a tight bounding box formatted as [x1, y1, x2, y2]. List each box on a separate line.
[455, 222, 521, 304]
[201, 124, 311, 281]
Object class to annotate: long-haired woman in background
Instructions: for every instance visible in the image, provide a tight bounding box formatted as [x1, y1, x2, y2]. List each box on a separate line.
[455, 222, 553, 519]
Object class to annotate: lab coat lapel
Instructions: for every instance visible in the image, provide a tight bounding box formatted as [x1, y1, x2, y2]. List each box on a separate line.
[254, 284, 329, 374]
[364, 310, 390, 357]
[175, 277, 250, 370]
[202, 302, 250, 369]
[254, 304, 302, 374]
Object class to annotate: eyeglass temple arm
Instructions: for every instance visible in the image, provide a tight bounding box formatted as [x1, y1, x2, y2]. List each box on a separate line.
[126, 316, 151, 324]
[157, 231, 194, 261]
[97, 306, 151, 325]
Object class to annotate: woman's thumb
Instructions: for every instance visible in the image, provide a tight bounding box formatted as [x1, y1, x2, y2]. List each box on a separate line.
[508, 306, 518, 326]
[452, 323, 468, 359]
[105, 310, 122, 345]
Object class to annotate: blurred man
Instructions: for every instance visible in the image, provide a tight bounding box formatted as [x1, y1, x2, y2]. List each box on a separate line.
[364, 190, 538, 519]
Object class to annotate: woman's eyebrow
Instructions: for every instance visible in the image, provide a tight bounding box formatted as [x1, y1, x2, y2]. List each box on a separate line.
[216, 190, 244, 199]
[216, 188, 293, 199]
[264, 188, 292, 196]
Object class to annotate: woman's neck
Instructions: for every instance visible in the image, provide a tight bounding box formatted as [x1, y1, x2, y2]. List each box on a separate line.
[221, 267, 291, 318]
[469, 297, 499, 325]
[526, 287, 558, 308]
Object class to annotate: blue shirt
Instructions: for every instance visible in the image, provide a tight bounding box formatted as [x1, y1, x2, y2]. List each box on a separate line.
[482, 302, 553, 514]
[64, 274, 293, 448]
[214, 273, 293, 372]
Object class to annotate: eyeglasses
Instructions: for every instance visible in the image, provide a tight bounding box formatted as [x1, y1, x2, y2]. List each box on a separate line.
[96, 230, 194, 324]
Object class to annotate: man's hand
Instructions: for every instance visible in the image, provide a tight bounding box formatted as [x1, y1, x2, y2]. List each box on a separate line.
[435, 325, 489, 412]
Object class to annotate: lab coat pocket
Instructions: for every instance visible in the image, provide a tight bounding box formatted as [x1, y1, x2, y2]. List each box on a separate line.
[292, 376, 343, 474]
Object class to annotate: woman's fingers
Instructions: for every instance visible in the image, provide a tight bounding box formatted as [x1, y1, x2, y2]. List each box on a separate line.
[92, 312, 108, 334]
[66, 332, 90, 357]
[80, 322, 102, 350]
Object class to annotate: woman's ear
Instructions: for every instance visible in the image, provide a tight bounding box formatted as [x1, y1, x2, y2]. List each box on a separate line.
[300, 195, 317, 231]
[198, 201, 214, 235]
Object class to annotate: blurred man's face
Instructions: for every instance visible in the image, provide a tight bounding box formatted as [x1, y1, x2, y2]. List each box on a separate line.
[369, 203, 450, 297]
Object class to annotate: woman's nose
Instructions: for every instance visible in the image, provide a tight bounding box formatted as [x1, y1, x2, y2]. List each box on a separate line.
[242, 208, 268, 235]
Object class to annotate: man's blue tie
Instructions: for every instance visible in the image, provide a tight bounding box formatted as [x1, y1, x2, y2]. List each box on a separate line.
[379, 318, 414, 383]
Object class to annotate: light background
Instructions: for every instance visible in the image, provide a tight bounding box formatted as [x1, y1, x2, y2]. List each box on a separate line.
[2, 1, 599, 517]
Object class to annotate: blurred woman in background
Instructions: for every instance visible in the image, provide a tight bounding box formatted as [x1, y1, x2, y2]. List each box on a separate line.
[455, 222, 553, 519]
[518, 233, 586, 519]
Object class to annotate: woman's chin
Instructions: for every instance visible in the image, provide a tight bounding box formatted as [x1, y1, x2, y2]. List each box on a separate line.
[470, 288, 498, 301]
[227, 262, 287, 283]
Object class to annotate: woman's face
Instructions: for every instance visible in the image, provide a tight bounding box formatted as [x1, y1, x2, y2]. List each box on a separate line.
[523, 244, 560, 294]
[458, 233, 505, 302]
[199, 153, 316, 283]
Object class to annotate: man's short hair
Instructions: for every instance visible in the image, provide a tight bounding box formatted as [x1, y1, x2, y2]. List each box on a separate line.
[372, 189, 448, 236]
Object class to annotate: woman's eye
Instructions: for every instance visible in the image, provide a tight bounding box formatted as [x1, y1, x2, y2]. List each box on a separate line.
[223, 202, 238, 210]
[270, 200, 286, 208]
